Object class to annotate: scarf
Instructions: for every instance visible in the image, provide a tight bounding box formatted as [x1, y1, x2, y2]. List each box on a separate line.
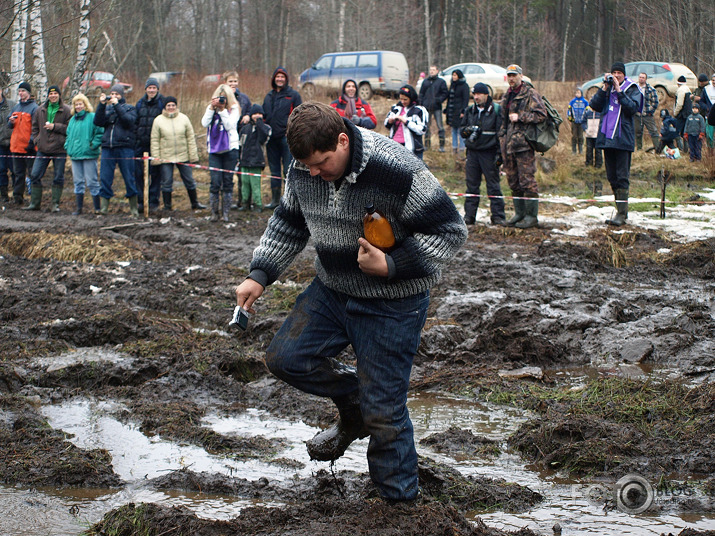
[343, 95, 357, 118]
[47, 101, 60, 123]
[600, 77, 640, 139]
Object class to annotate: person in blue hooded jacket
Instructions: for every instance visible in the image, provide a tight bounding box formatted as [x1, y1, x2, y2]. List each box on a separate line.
[567, 88, 588, 154]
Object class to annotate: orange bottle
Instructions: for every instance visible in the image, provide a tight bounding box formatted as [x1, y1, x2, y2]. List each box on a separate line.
[363, 203, 396, 252]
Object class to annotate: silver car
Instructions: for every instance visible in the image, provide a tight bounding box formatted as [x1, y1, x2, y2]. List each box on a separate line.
[417, 63, 532, 99]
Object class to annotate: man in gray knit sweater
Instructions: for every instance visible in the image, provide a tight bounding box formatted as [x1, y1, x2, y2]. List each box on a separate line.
[235, 102, 467, 502]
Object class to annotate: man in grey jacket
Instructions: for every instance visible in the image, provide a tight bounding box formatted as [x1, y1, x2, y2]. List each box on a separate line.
[0, 86, 15, 203]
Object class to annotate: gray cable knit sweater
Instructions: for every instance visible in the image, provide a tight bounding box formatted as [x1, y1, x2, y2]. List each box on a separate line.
[249, 120, 467, 300]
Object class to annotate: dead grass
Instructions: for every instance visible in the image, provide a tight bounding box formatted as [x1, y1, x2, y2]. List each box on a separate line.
[0, 231, 144, 264]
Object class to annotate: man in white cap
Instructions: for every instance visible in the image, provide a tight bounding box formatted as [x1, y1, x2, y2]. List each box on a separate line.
[673, 75, 692, 153]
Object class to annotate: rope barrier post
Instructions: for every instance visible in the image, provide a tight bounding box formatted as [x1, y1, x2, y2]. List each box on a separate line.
[143, 152, 149, 219]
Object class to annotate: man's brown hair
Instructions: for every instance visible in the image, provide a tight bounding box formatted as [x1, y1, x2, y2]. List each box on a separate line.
[287, 102, 348, 160]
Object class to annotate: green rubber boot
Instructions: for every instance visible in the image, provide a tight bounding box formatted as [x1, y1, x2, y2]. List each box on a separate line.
[22, 186, 42, 211]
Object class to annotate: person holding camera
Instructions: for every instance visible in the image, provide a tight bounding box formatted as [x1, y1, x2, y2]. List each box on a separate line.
[384, 85, 428, 159]
[201, 84, 240, 222]
[459, 83, 505, 226]
[588, 61, 643, 227]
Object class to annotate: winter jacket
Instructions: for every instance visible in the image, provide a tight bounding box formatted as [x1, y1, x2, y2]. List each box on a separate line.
[94, 98, 137, 149]
[0, 96, 16, 147]
[567, 96, 588, 124]
[150, 109, 199, 165]
[460, 97, 502, 152]
[32, 98, 72, 154]
[384, 102, 428, 154]
[9, 98, 38, 153]
[64, 111, 104, 160]
[238, 116, 271, 169]
[418, 76, 448, 111]
[135, 93, 164, 149]
[262, 67, 302, 139]
[330, 91, 377, 129]
[684, 113, 705, 137]
[200, 103, 240, 153]
[589, 79, 643, 152]
[660, 116, 679, 142]
[444, 77, 469, 126]
[498, 82, 547, 154]
[234, 89, 252, 122]
[674, 84, 692, 119]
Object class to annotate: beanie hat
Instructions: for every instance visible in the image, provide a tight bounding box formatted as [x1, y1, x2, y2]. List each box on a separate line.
[677, 75, 686, 84]
[110, 84, 125, 97]
[472, 82, 490, 94]
[249, 103, 264, 116]
[47, 85, 61, 95]
[163, 96, 177, 108]
[145, 77, 160, 89]
[18, 81, 32, 93]
[698, 73, 708, 83]
[610, 62, 626, 74]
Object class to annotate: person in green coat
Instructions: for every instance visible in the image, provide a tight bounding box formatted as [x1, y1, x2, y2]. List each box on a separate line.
[64, 93, 104, 214]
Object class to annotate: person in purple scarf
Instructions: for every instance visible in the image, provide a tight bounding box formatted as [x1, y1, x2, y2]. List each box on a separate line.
[588, 61, 643, 226]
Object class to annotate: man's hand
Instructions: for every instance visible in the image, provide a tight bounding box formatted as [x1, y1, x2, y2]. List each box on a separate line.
[357, 238, 388, 277]
[235, 278, 265, 314]
[509, 112, 519, 123]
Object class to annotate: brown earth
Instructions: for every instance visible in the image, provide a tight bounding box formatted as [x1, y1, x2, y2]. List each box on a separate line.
[0, 174, 714, 534]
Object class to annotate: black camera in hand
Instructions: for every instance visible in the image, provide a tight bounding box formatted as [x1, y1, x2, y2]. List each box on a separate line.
[604, 74, 614, 86]
[218, 96, 227, 105]
[461, 125, 480, 143]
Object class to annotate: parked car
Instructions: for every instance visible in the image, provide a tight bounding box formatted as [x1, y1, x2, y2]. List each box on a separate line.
[579, 62, 697, 102]
[297, 50, 409, 100]
[416, 63, 532, 99]
[61, 71, 133, 96]
[148, 71, 186, 88]
[200, 74, 222, 87]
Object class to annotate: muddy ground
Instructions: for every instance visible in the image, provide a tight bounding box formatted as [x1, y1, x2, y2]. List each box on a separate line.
[0, 179, 714, 535]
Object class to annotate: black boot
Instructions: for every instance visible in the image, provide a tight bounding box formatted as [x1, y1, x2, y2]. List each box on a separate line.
[306, 393, 369, 462]
[92, 195, 101, 214]
[72, 193, 83, 215]
[265, 187, 281, 209]
[187, 188, 206, 210]
[515, 193, 539, 229]
[162, 191, 172, 211]
[507, 196, 525, 227]
[606, 189, 628, 226]
[0, 185, 8, 203]
[209, 192, 220, 221]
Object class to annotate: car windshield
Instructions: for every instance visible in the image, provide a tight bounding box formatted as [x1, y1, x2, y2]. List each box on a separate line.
[94, 72, 114, 82]
[487, 65, 507, 73]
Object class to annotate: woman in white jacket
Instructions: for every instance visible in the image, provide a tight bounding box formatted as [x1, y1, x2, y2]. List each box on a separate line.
[201, 84, 239, 221]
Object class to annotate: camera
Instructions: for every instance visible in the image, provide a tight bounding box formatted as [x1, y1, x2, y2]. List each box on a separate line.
[229, 305, 250, 331]
[218, 96, 226, 105]
[462, 125, 480, 143]
[604, 74, 614, 85]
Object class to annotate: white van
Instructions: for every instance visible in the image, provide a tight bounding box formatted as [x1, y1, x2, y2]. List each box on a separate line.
[297, 51, 410, 100]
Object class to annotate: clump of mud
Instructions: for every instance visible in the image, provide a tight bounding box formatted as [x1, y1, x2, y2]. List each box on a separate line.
[420, 426, 501, 459]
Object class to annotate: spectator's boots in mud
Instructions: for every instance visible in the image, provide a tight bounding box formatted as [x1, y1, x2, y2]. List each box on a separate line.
[238, 200, 250, 211]
[99, 197, 109, 215]
[222, 192, 232, 222]
[22, 186, 42, 211]
[72, 193, 83, 215]
[306, 395, 369, 462]
[516, 193, 539, 229]
[92, 195, 101, 214]
[51, 184, 63, 212]
[265, 187, 281, 210]
[0, 185, 9, 203]
[439, 137, 445, 153]
[162, 191, 172, 211]
[187, 189, 206, 210]
[606, 189, 628, 226]
[506, 196, 525, 227]
[128, 196, 139, 218]
[209, 192, 220, 221]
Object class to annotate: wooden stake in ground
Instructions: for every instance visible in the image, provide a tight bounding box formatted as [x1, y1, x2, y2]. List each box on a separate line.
[658, 166, 673, 219]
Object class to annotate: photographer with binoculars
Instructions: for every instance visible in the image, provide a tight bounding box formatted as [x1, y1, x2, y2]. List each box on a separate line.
[459, 82, 505, 226]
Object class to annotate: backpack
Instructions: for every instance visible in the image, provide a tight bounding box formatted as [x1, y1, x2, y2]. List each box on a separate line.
[525, 94, 563, 153]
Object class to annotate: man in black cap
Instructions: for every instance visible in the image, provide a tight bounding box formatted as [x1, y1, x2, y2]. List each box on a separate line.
[693, 73, 711, 119]
[460, 82, 505, 226]
[588, 61, 643, 227]
[135, 77, 164, 212]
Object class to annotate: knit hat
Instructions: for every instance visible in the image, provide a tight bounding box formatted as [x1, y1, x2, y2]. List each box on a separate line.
[506, 64, 522, 75]
[249, 103, 264, 116]
[472, 82, 490, 94]
[145, 77, 160, 89]
[163, 96, 177, 108]
[698, 73, 708, 83]
[18, 81, 32, 93]
[677, 75, 687, 84]
[47, 85, 61, 95]
[110, 84, 125, 97]
[610, 62, 626, 74]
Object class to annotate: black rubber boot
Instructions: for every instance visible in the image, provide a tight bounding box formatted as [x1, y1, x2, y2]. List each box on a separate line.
[265, 187, 281, 209]
[306, 394, 369, 462]
[515, 193, 539, 229]
[606, 189, 628, 226]
[92, 195, 101, 213]
[507, 196, 525, 227]
[0, 185, 8, 203]
[162, 191, 172, 211]
[187, 189, 206, 210]
[222, 191, 232, 222]
[209, 192, 220, 221]
[72, 193, 83, 215]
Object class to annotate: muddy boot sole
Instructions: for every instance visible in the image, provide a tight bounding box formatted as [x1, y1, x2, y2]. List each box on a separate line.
[306, 420, 369, 462]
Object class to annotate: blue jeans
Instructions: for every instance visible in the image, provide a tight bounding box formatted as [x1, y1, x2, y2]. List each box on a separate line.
[266, 135, 292, 190]
[30, 151, 66, 187]
[208, 149, 238, 194]
[99, 147, 137, 199]
[265, 277, 429, 500]
[451, 126, 465, 149]
[159, 163, 196, 192]
[0, 145, 14, 189]
[71, 159, 100, 196]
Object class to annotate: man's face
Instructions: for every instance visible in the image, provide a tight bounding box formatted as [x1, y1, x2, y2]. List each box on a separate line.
[699, 79, 708, 88]
[110, 91, 121, 100]
[429, 66, 439, 77]
[274, 73, 287, 88]
[48, 90, 59, 103]
[146, 85, 158, 98]
[507, 73, 522, 88]
[638, 73, 647, 85]
[298, 132, 350, 183]
[473, 92, 487, 106]
[226, 77, 238, 89]
[711, 76, 715, 87]
[612, 70, 625, 84]
[344, 81, 357, 98]
[18, 88, 29, 102]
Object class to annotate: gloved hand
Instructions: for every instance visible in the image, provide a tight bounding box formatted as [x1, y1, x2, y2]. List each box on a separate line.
[700, 132, 705, 140]
[26, 141, 35, 153]
[351, 115, 361, 125]
[684, 133, 688, 140]
[494, 152, 503, 168]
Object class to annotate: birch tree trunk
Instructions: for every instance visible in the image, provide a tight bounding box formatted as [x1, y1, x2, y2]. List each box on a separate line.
[10, 0, 29, 101]
[69, 0, 91, 97]
[29, 0, 48, 100]
[337, 0, 345, 52]
[424, 0, 432, 67]
[560, 1, 571, 82]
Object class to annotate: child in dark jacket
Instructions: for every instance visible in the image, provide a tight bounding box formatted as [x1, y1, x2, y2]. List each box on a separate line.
[684, 103, 706, 161]
[238, 104, 271, 211]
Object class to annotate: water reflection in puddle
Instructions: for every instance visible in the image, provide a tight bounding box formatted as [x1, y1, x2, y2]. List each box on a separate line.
[0, 392, 710, 535]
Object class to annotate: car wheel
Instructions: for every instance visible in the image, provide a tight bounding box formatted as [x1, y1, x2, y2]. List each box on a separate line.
[586, 87, 598, 100]
[302, 83, 315, 100]
[655, 86, 668, 105]
[358, 83, 373, 101]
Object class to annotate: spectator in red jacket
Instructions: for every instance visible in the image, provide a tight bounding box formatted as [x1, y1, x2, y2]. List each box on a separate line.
[330, 79, 376, 129]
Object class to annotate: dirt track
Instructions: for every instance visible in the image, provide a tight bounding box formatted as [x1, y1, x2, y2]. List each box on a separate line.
[1, 187, 714, 535]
